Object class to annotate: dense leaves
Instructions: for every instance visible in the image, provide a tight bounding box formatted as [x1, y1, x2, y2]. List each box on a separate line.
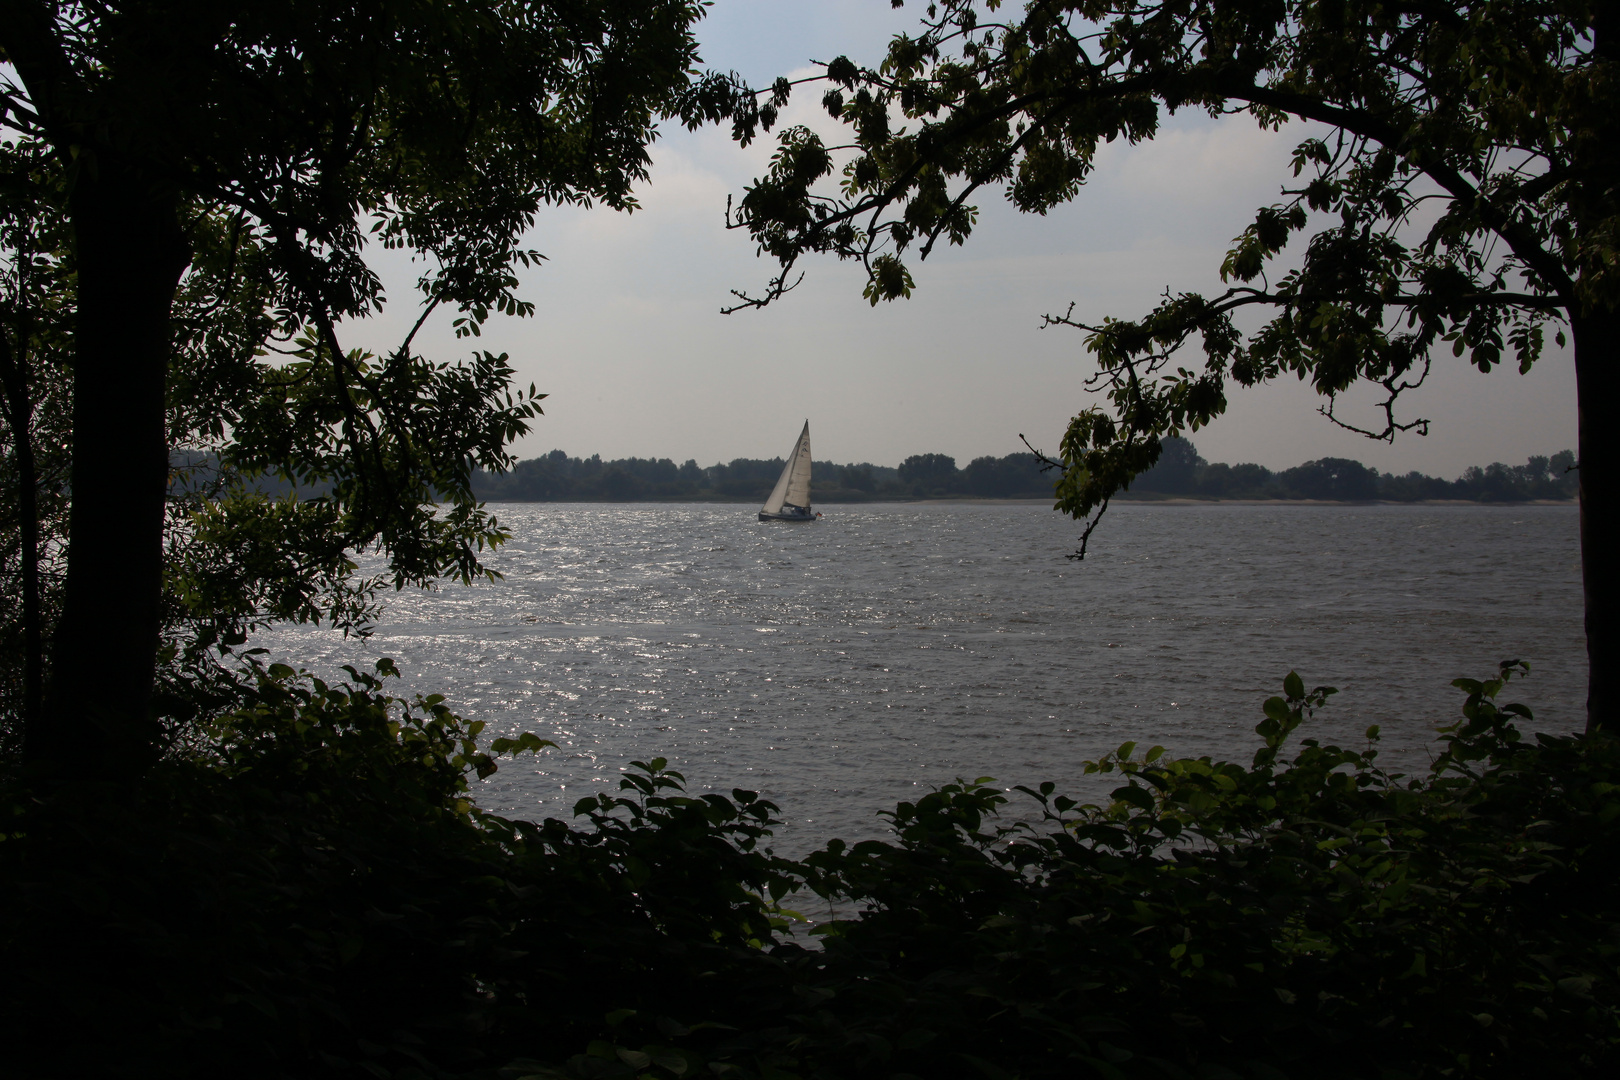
[2, 661, 1613, 1078]
[597, 664, 1618, 1079]
[721, 2, 1619, 729]
[728, 0, 1612, 442]
[0, 2, 751, 763]
[0, 657, 793, 1079]
[0, 138, 71, 755]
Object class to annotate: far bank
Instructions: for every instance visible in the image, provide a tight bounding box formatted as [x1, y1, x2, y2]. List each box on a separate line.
[474, 436, 1577, 506]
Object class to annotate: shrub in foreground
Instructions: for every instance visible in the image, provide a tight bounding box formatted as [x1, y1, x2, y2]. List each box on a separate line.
[542, 665, 1617, 1080]
[1, 663, 1614, 1078]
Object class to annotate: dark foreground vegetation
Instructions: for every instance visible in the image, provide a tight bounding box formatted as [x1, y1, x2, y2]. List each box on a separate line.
[3, 661, 1614, 1078]
[3, 4, 1616, 1079]
[471, 439, 1578, 503]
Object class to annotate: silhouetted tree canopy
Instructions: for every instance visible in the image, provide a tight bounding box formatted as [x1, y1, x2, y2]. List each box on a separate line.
[0, 0, 737, 770]
[725, 0, 1616, 731]
[1132, 435, 1206, 495]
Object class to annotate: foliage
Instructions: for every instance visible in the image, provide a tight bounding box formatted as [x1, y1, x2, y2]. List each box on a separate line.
[728, 0, 1610, 435]
[521, 664, 1619, 1080]
[0, 1, 751, 760]
[0, 124, 554, 748]
[773, 664, 1620, 1079]
[2, 661, 1614, 1079]
[0, 138, 71, 755]
[0, 657, 799, 1079]
[896, 451, 962, 494]
[721, 3, 1614, 623]
[0, 136, 396, 750]
[0, 0, 737, 588]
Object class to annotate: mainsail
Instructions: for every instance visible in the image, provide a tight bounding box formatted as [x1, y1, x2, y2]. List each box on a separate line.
[760, 421, 812, 515]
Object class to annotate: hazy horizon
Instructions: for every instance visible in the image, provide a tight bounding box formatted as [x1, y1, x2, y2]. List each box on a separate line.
[499, 435, 1574, 478]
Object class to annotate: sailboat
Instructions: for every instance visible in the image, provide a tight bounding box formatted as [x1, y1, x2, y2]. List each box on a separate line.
[758, 420, 819, 522]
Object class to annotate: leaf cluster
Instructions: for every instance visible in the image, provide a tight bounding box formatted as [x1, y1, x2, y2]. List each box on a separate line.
[0, 4, 754, 734]
[560, 665, 1618, 1080]
[0, 656, 801, 1078]
[723, 2, 1615, 552]
[0, 138, 73, 754]
[4, 660, 1614, 1079]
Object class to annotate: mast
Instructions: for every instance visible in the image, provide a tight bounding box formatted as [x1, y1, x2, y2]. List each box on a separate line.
[760, 421, 811, 515]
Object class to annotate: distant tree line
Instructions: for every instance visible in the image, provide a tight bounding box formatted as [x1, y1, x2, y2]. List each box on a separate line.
[470, 448, 1054, 502]
[1131, 438, 1579, 503]
[473, 440, 1578, 503]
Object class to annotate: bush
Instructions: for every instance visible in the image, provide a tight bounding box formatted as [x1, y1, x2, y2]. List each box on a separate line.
[2, 662, 1614, 1079]
[0, 659, 794, 1079]
[532, 665, 1620, 1080]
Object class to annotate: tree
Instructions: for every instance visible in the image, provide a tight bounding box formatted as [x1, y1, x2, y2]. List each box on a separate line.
[0, 134, 392, 753]
[725, 1, 1618, 732]
[0, 138, 72, 755]
[842, 463, 878, 491]
[0, 1, 737, 773]
[1132, 434, 1204, 494]
[899, 451, 961, 493]
[1277, 456, 1381, 500]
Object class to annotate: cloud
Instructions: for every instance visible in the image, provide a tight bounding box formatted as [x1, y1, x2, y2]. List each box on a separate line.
[1096, 114, 1307, 207]
[336, 3, 1576, 477]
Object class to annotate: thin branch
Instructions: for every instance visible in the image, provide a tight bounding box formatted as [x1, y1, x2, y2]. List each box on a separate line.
[396, 294, 442, 358]
[1068, 495, 1110, 562]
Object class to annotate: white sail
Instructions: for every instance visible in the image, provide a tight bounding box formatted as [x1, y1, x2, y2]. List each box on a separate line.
[760, 421, 812, 515]
[784, 422, 812, 508]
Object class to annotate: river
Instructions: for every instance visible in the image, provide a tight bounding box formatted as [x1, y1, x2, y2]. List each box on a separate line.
[253, 501, 1585, 853]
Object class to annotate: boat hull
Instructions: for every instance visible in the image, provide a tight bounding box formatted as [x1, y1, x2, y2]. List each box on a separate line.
[758, 511, 817, 522]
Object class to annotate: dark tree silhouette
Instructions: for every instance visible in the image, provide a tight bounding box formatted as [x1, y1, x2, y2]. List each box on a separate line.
[726, 1, 1618, 732]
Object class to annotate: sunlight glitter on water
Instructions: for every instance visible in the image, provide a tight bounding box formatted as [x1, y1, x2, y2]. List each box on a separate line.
[253, 501, 1584, 854]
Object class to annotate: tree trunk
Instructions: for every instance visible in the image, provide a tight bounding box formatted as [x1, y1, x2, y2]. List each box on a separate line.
[1572, 309, 1617, 736]
[24, 164, 187, 774]
[0, 330, 44, 738]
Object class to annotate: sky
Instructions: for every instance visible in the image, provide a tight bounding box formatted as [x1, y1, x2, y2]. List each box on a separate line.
[345, 0, 1578, 477]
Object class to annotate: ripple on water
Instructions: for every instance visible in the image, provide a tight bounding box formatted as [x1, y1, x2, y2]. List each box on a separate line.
[253, 501, 1585, 855]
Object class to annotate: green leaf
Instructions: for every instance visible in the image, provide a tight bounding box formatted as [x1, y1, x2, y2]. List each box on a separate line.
[1111, 784, 1156, 811]
[615, 1048, 651, 1069]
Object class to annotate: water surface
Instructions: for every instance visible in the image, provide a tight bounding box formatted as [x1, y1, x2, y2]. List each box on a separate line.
[255, 501, 1584, 852]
